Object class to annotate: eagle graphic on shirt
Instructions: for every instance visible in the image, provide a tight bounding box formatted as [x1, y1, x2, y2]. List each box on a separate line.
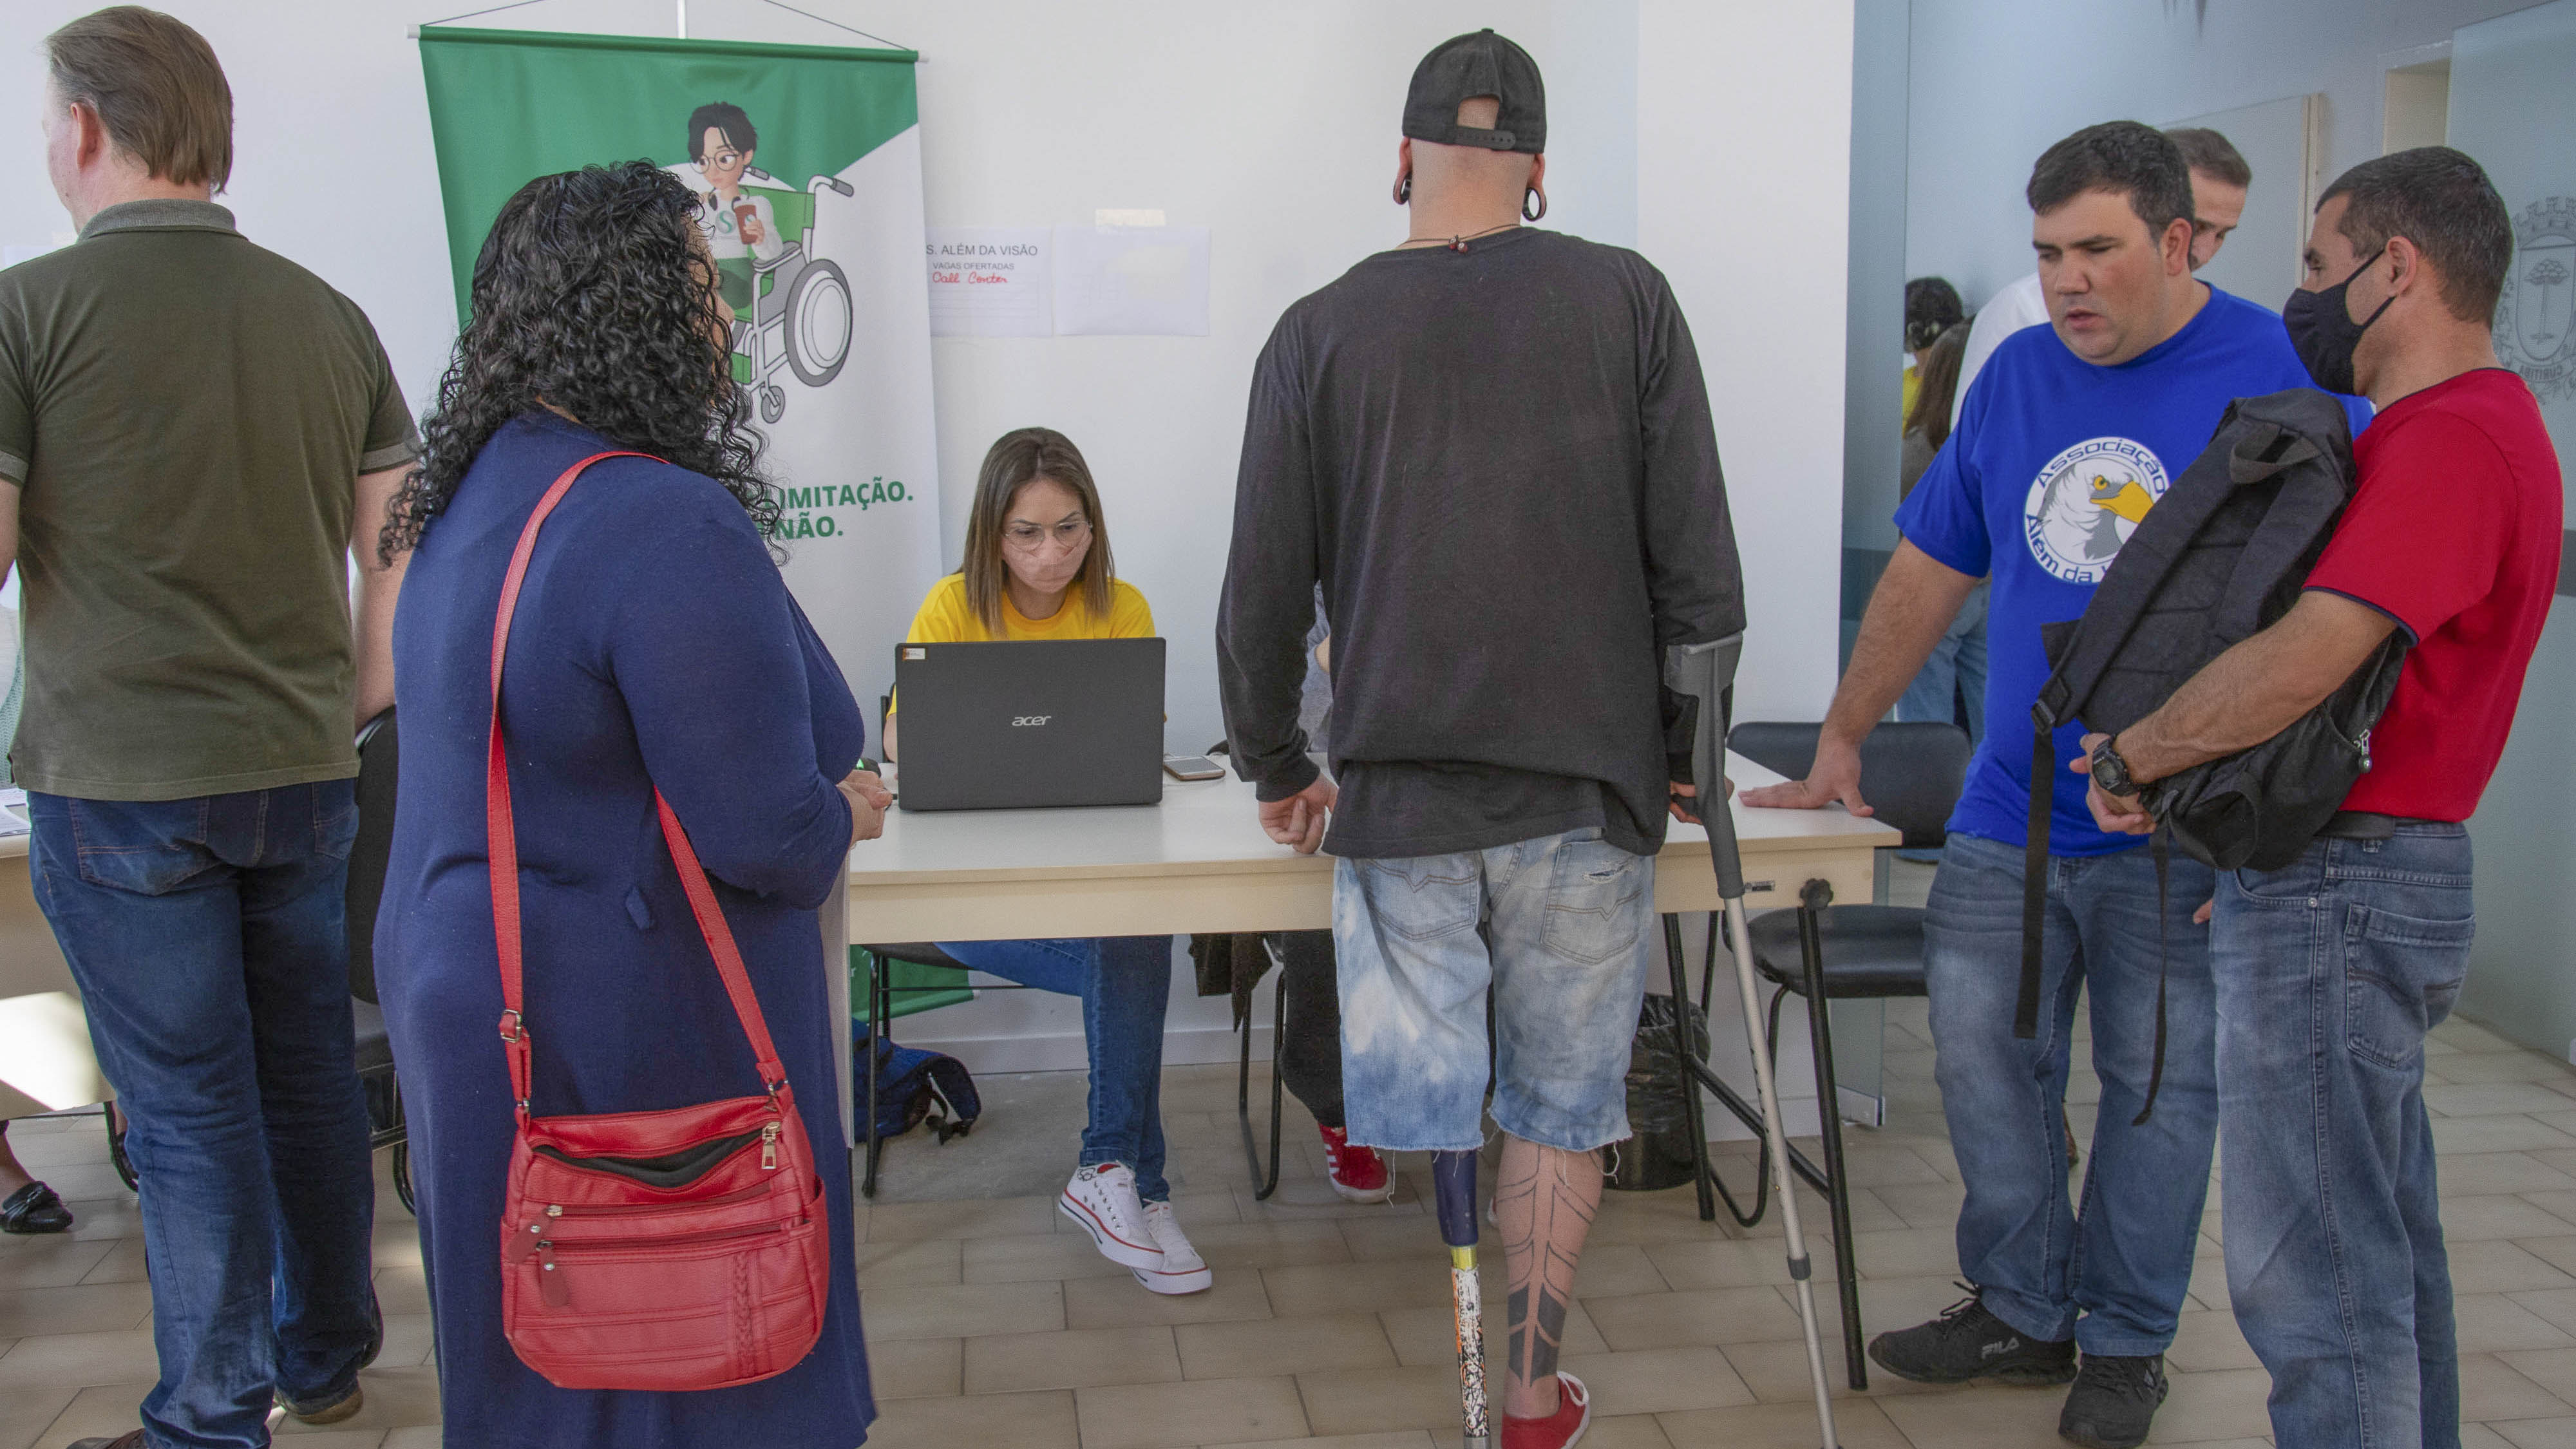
[2022, 437, 2170, 585]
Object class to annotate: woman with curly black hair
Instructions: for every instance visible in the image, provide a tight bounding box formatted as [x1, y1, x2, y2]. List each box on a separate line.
[372, 160, 887, 1449]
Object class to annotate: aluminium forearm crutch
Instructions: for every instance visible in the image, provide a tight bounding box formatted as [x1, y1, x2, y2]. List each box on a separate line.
[1665, 636, 1841, 1449]
[1432, 1148, 1489, 1449]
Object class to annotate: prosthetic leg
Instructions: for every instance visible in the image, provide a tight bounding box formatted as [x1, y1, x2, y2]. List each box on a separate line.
[1432, 1149, 1489, 1449]
[1665, 636, 1842, 1449]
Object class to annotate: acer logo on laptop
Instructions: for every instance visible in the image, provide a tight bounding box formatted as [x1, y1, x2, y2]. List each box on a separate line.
[1011, 715, 1052, 727]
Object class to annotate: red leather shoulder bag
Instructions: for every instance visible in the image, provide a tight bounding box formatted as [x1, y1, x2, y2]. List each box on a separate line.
[488, 452, 828, 1390]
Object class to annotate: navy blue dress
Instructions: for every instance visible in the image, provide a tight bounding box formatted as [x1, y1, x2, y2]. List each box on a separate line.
[377, 412, 873, 1449]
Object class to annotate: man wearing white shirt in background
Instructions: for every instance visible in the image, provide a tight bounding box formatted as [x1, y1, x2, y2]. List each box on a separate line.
[1955, 128, 2252, 426]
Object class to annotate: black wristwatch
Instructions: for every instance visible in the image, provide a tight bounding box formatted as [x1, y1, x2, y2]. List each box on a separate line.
[2088, 734, 2139, 799]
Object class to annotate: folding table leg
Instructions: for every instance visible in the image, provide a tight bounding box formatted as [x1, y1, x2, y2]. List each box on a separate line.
[1238, 963, 1287, 1200]
[863, 960, 887, 1199]
[1794, 884, 1868, 1390]
[1662, 914, 1716, 1222]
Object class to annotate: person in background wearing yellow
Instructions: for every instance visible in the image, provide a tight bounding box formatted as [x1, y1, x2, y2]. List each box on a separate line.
[883, 428, 1205, 1296]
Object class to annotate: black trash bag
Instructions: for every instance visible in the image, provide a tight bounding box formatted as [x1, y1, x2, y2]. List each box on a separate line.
[1605, 992, 1710, 1193]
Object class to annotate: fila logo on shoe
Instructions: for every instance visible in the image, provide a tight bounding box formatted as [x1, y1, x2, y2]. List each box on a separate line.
[1984, 1336, 2023, 1358]
[1011, 715, 1050, 726]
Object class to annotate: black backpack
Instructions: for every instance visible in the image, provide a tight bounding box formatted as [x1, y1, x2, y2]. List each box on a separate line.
[2016, 389, 2407, 1110]
[854, 1027, 983, 1144]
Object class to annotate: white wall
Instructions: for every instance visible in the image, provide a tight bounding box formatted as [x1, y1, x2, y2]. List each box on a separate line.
[1906, 0, 2537, 316]
[1640, 0, 1854, 722]
[1842, 0, 1911, 562]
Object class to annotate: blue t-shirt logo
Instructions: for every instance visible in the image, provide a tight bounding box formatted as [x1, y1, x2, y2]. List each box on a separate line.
[2022, 436, 2169, 585]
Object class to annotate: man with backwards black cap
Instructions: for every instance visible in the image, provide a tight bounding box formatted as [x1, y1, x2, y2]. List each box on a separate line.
[1218, 30, 1741, 1448]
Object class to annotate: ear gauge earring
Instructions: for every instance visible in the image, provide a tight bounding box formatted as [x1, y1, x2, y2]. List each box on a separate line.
[1522, 186, 1546, 223]
[1395, 173, 1412, 205]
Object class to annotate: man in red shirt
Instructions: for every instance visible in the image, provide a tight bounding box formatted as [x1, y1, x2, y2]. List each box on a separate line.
[2077, 147, 2560, 1449]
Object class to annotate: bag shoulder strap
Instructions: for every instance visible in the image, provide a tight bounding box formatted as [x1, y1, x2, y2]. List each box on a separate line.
[488, 451, 791, 1119]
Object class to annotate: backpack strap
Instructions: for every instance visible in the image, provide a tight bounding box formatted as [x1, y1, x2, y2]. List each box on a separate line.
[488, 451, 792, 1121]
[2016, 715, 2055, 1039]
[2206, 411, 2356, 644]
[2134, 827, 2173, 1124]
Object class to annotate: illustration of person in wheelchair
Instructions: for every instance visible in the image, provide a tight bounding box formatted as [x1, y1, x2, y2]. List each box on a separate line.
[672, 101, 855, 425]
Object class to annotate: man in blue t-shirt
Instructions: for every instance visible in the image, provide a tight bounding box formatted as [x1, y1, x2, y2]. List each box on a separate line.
[1748, 122, 2366, 1449]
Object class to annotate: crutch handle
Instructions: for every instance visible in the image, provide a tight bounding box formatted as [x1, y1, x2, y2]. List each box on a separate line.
[1664, 635, 1746, 899]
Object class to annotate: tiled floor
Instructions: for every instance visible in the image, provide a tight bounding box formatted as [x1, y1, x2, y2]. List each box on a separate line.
[6, 979, 2576, 1446]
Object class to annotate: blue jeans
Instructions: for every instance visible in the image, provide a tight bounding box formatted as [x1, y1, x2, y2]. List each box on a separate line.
[934, 936, 1175, 1200]
[1895, 580, 1989, 748]
[1924, 832, 2217, 1356]
[1332, 828, 1656, 1153]
[2212, 824, 2472, 1449]
[30, 783, 378, 1449]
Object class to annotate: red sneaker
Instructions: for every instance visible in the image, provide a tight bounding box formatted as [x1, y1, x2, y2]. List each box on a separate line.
[1502, 1372, 1591, 1449]
[1318, 1125, 1393, 1203]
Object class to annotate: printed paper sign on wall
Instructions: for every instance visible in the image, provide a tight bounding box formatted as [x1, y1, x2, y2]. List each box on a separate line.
[926, 227, 1051, 337]
[417, 26, 942, 718]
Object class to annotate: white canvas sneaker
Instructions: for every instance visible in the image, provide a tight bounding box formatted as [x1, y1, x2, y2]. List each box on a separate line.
[1059, 1164, 1163, 1273]
[1133, 1199, 1213, 1295]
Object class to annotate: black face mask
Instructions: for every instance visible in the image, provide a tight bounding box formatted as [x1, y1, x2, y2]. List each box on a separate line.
[2283, 249, 2394, 394]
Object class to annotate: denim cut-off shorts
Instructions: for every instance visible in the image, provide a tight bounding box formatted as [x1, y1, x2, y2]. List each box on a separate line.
[1332, 827, 1656, 1153]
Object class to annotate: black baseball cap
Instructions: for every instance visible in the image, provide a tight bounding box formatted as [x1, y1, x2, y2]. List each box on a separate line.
[1402, 29, 1545, 153]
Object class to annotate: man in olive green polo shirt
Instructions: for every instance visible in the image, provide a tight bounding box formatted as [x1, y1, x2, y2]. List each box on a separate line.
[1, 11, 415, 1449]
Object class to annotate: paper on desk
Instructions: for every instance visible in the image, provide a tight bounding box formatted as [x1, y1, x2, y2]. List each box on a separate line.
[1052, 223, 1209, 336]
[926, 227, 1052, 337]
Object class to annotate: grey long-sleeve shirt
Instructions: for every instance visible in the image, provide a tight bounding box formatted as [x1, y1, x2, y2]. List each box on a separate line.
[1217, 228, 1743, 858]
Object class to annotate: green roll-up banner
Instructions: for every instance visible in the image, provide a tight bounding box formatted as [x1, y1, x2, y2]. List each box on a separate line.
[416, 24, 942, 730]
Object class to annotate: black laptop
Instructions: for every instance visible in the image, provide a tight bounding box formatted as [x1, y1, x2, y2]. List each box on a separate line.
[893, 638, 1166, 811]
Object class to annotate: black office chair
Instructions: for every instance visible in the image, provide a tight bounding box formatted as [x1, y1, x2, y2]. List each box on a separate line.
[347, 709, 415, 1215]
[1721, 718, 1968, 1388]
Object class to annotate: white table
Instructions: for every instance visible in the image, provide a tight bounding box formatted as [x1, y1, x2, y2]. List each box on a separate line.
[842, 752, 1897, 942]
[0, 754, 1898, 1126]
[0, 834, 109, 1119]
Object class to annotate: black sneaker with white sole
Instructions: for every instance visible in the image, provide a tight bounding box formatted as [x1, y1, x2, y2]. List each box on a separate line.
[1866, 1283, 2077, 1386]
[2057, 1352, 2168, 1449]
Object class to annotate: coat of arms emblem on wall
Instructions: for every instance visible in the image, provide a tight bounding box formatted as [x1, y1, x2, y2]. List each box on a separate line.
[2497, 196, 2576, 401]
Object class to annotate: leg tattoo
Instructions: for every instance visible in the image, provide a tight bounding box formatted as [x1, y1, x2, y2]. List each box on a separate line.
[1495, 1136, 1599, 1420]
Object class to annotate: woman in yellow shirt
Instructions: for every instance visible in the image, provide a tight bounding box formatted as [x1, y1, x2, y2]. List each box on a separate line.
[886, 439, 1151, 658]
[883, 429, 1205, 1294]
